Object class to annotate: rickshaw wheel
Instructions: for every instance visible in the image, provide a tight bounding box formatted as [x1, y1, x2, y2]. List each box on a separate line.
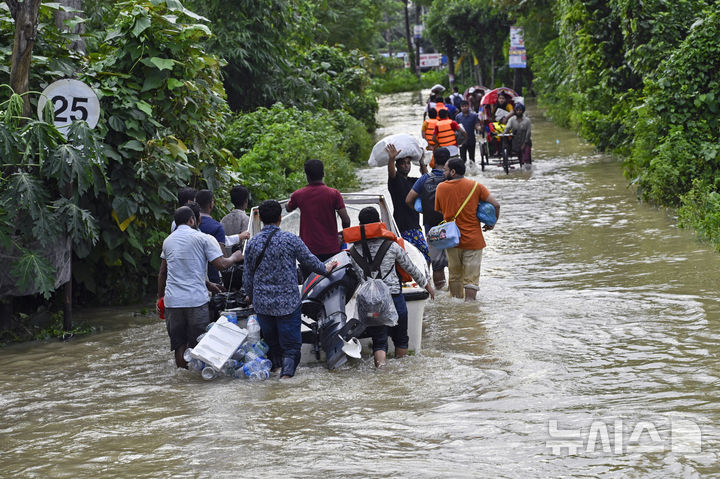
[480, 142, 488, 171]
[502, 145, 510, 174]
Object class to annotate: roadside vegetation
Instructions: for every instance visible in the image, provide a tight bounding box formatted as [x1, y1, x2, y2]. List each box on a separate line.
[528, 1, 720, 250]
[1, 0, 718, 342]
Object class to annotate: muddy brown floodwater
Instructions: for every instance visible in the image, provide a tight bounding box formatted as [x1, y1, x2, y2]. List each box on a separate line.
[1, 91, 719, 478]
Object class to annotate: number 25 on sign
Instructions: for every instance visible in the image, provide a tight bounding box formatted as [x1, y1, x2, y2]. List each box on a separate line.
[37, 79, 101, 134]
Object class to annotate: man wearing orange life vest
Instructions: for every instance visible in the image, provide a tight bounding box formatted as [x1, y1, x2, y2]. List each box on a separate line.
[421, 107, 439, 148]
[432, 108, 466, 149]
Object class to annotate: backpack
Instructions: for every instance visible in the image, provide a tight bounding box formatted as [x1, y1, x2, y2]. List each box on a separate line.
[342, 222, 413, 283]
[349, 239, 399, 328]
[420, 174, 445, 227]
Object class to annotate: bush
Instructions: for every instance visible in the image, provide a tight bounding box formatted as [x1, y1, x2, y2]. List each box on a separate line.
[221, 104, 373, 202]
[678, 179, 720, 251]
[372, 67, 450, 94]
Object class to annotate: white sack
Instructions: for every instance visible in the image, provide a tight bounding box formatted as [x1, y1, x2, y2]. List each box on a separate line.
[368, 134, 426, 167]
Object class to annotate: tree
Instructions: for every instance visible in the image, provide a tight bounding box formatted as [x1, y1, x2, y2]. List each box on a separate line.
[314, 0, 385, 52]
[54, 0, 85, 54]
[425, 1, 459, 87]
[184, 0, 317, 111]
[402, 0, 416, 76]
[5, 0, 42, 116]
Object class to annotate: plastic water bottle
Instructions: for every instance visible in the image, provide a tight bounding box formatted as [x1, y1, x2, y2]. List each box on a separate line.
[233, 367, 246, 379]
[231, 346, 246, 361]
[188, 358, 205, 371]
[249, 369, 270, 381]
[251, 339, 270, 357]
[244, 349, 261, 364]
[242, 358, 260, 377]
[221, 359, 241, 376]
[246, 315, 261, 344]
[243, 357, 271, 380]
[201, 366, 218, 380]
[183, 348, 194, 362]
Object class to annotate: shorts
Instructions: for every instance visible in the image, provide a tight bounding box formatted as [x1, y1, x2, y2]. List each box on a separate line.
[401, 228, 431, 263]
[165, 303, 211, 351]
[446, 248, 483, 291]
[424, 225, 448, 272]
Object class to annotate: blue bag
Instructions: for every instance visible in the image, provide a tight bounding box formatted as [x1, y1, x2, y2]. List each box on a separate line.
[476, 201, 496, 226]
[414, 197, 423, 213]
[426, 221, 461, 249]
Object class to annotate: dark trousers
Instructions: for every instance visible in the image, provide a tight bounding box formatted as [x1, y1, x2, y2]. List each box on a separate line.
[460, 141, 476, 163]
[360, 294, 409, 352]
[256, 306, 302, 377]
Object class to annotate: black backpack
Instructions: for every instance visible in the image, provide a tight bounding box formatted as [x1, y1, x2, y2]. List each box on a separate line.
[420, 174, 445, 227]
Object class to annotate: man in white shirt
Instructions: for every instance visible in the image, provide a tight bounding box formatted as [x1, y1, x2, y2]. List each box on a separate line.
[157, 206, 243, 368]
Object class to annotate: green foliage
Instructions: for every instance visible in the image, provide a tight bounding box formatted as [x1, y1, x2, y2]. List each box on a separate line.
[0, 92, 106, 298]
[533, 0, 720, 250]
[0, 310, 95, 346]
[371, 67, 448, 94]
[183, 0, 317, 111]
[1, 1, 232, 304]
[221, 104, 373, 201]
[626, 8, 720, 211]
[426, 0, 510, 86]
[285, 46, 379, 130]
[313, 0, 386, 52]
[678, 179, 720, 251]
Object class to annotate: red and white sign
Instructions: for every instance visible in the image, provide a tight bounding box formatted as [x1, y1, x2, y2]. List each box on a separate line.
[419, 53, 442, 67]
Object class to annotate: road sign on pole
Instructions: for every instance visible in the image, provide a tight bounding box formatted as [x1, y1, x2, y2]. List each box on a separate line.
[37, 79, 101, 134]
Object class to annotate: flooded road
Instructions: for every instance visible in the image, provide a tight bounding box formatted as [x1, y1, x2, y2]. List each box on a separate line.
[2, 91, 720, 478]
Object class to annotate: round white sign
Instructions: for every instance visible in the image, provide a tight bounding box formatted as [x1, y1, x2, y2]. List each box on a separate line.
[37, 79, 100, 131]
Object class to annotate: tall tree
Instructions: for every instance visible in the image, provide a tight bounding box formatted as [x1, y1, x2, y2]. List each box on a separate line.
[54, 0, 85, 54]
[184, 0, 317, 111]
[402, 0, 416, 75]
[6, 0, 42, 116]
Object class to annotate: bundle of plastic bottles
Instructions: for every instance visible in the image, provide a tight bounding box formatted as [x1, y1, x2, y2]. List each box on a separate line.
[184, 315, 273, 381]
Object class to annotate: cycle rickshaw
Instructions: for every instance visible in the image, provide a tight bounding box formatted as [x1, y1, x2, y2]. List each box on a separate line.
[477, 87, 530, 174]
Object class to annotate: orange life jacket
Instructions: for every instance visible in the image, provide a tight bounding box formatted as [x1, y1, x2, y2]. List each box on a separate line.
[424, 118, 438, 145]
[435, 119, 456, 146]
[342, 222, 414, 283]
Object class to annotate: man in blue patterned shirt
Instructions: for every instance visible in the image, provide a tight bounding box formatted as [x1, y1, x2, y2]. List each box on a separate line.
[243, 200, 338, 378]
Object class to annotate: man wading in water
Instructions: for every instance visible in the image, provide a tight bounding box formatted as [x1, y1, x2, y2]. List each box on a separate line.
[158, 206, 244, 368]
[385, 143, 431, 265]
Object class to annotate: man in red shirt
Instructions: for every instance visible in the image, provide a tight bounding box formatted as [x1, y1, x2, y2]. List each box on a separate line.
[287, 159, 351, 277]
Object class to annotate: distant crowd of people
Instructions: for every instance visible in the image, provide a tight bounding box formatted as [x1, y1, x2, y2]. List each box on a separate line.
[422, 85, 532, 165]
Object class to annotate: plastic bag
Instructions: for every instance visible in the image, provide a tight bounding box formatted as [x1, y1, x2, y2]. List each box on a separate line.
[368, 134, 426, 167]
[476, 201, 497, 226]
[355, 278, 398, 327]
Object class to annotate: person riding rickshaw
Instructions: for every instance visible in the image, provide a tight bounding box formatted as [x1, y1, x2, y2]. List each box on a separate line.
[477, 87, 531, 173]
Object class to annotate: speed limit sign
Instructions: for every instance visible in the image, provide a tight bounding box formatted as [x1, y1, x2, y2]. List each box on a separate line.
[37, 79, 100, 132]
